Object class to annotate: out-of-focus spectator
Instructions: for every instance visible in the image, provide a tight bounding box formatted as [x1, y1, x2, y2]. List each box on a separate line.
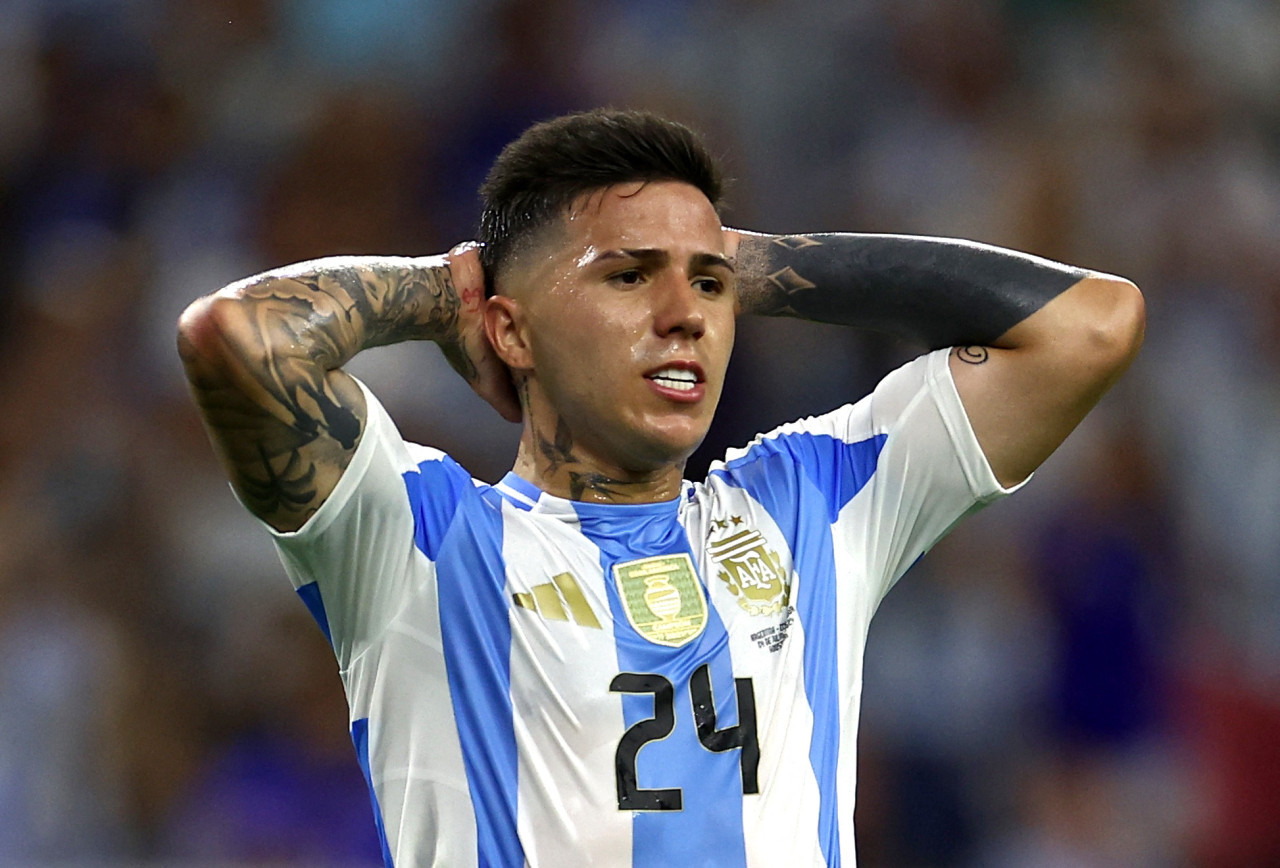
[861, 514, 1050, 866]
[160, 605, 380, 864]
[1035, 421, 1174, 750]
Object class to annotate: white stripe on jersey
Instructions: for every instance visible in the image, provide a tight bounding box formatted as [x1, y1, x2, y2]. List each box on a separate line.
[500, 498, 633, 865]
[693, 475, 827, 866]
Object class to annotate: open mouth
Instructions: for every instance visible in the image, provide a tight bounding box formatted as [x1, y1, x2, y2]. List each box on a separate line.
[645, 367, 701, 392]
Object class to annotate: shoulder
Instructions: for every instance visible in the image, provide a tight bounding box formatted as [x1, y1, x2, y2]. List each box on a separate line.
[355, 379, 477, 485]
[272, 379, 477, 543]
[697, 351, 980, 512]
[710, 353, 944, 472]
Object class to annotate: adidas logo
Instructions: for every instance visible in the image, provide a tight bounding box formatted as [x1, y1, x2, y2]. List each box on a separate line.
[513, 572, 602, 629]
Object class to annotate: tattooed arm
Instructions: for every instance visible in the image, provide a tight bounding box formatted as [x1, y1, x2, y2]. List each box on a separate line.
[177, 245, 518, 532]
[728, 231, 1145, 486]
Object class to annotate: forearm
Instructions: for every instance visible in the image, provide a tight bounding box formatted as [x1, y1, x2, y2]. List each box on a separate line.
[729, 230, 1144, 486]
[733, 232, 1088, 349]
[212, 254, 472, 369]
[181, 254, 479, 421]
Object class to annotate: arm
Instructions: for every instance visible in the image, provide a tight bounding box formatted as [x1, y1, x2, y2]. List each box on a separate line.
[729, 231, 1145, 487]
[177, 245, 518, 533]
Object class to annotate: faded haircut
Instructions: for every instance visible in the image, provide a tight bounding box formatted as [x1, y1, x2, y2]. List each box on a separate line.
[477, 108, 724, 296]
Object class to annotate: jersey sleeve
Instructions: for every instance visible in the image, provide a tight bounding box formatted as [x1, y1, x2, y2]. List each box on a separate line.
[721, 348, 1024, 605]
[852, 347, 1026, 598]
[258, 378, 470, 669]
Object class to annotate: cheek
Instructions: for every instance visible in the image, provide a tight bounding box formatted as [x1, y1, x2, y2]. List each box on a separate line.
[535, 315, 630, 387]
[708, 311, 736, 368]
[569, 306, 643, 359]
[527, 291, 650, 386]
[721, 313, 736, 353]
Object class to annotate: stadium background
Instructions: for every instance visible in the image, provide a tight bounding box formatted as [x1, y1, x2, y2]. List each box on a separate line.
[1, 0, 1278, 864]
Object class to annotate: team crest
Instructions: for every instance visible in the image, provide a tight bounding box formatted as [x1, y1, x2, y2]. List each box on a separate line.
[709, 520, 791, 616]
[612, 553, 707, 647]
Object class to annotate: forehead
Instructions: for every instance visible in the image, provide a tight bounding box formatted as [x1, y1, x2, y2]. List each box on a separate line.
[561, 181, 723, 255]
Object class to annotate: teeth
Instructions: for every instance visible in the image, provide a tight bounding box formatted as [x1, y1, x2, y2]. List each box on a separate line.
[648, 368, 698, 392]
[653, 376, 696, 392]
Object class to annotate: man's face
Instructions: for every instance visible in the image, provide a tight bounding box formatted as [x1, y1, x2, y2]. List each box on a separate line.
[506, 180, 736, 474]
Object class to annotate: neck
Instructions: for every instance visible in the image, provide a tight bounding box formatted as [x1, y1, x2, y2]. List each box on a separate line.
[511, 414, 686, 504]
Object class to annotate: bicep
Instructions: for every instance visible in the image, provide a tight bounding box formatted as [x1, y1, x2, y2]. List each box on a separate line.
[948, 275, 1145, 487]
[178, 293, 369, 532]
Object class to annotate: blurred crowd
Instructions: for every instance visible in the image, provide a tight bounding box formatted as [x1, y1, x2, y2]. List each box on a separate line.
[1, 0, 1278, 864]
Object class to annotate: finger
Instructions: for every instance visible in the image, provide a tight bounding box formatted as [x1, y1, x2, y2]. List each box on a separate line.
[447, 242, 485, 296]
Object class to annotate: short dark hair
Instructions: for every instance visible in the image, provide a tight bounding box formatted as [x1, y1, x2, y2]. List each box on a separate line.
[477, 108, 724, 295]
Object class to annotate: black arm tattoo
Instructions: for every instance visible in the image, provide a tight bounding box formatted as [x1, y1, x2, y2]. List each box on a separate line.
[735, 233, 1088, 349]
[180, 256, 467, 529]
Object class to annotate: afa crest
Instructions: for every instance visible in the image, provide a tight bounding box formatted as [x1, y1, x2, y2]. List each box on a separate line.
[709, 519, 791, 616]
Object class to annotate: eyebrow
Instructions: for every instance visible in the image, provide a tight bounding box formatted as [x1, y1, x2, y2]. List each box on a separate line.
[691, 252, 736, 274]
[591, 248, 736, 273]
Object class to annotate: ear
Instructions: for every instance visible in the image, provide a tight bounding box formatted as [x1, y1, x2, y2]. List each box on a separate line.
[484, 294, 533, 370]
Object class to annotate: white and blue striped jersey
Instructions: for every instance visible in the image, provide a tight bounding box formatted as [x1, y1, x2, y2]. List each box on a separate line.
[265, 348, 1020, 867]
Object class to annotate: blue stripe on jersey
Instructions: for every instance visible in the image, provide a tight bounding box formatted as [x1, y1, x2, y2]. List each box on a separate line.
[404, 461, 525, 868]
[295, 581, 333, 646]
[785, 431, 888, 523]
[403, 454, 472, 560]
[351, 717, 395, 868]
[573, 499, 749, 868]
[713, 430, 887, 867]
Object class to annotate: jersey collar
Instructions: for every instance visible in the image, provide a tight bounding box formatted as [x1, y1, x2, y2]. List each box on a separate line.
[494, 472, 689, 519]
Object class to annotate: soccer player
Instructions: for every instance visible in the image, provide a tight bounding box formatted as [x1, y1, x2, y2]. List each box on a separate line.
[177, 109, 1143, 866]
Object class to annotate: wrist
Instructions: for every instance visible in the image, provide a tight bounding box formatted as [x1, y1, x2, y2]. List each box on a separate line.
[729, 231, 787, 316]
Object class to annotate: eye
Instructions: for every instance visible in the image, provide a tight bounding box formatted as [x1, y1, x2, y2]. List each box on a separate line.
[694, 276, 724, 295]
[611, 269, 645, 286]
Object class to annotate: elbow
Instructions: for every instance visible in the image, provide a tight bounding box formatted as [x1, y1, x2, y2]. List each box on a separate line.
[1076, 274, 1146, 377]
[1099, 274, 1145, 369]
[177, 295, 215, 366]
[176, 292, 239, 375]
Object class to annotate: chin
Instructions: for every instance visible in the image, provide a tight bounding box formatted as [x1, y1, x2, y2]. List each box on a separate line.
[630, 424, 709, 470]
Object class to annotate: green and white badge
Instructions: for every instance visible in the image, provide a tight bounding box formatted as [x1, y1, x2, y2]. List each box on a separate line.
[612, 553, 707, 647]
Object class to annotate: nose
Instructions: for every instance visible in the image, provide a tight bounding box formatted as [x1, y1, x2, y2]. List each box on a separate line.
[652, 271, 706, 339]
